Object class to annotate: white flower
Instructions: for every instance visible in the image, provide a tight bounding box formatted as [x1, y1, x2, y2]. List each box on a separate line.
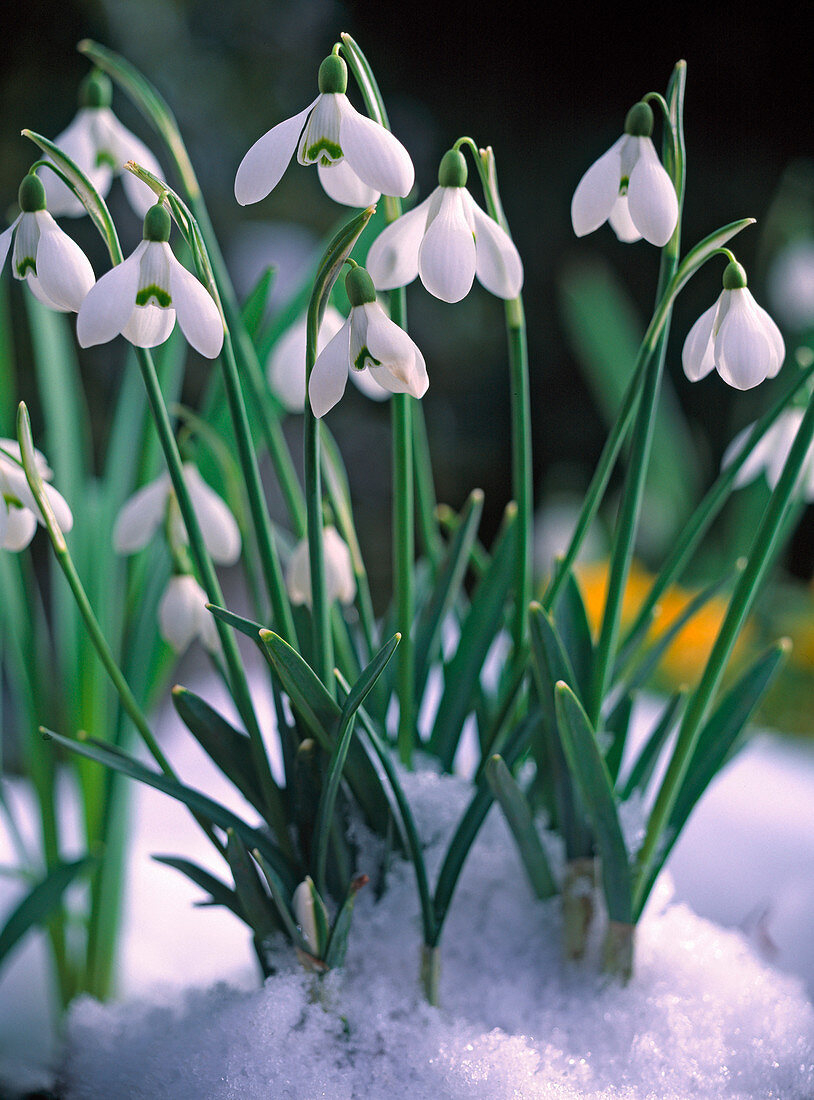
[43, 70, 163, 219]
[268, 305, 390, 412]
[159, 574, 219, 652]
[682, 262, 785, 390]
[571, 101, 678, 247]
[0, 440, 73, 551]
[0, 174, 95, 312]
[723, 408, 814, 498]
[234, 53, 414, 208]
[113, 463, 241, 565]
[77, 203, 223, 358]
[767, 240, 814, 332]
[366, 148, 523, 303]
[309, 266, 428, 417]
[285, 526, 356, 609]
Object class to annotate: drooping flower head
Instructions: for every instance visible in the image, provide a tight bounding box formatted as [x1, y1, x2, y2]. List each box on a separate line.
[0, 439, 73, 551]
[268, 305, 390, 412]
[159, 573, 219, 652]
[286, 526, 356, 609]
[366, 147, 524, 303]
[77, 202, 224, 357]
[308, 265, 428, 417]
[723, 408, 814, 498]
[234, 52, 414, 208]
[43, 70, 163, 219]
[571, 101, 678, 247]
[0, 173, 95, 312]
[682, 260, 785, 390]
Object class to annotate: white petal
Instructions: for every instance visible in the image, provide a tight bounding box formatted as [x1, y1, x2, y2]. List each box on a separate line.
[0, 462, 73, 533]
[268, 307, 345, 413]
[715, 289, 778, 390]
[722, 422, 766, 488]
[234, 100, 317, 205]
[33, 212, 95, 311]
[607, 195, 642, 243]
[159, 575, 209, 651]
[750, 296, 786, 378]
[323, 526, 356, 605]
[77, 245, 143, 347]
[365, 194, 432, 291]
[0, 217, 21, 272]
[626, 137, 678, 248]
[418, 188, 476, 303]
[0, 440, 51, 480]
[43, 111, 111, 217]
[184, 464, 241, 565]
[94, 109, 165, 216]
[1, 503, 37, 551]
[309, 321, 351, 417]
[122, 302, 176, 348]
[25, 272, 70, 313]
[285, 538, 312, 607]
[571, 137, 623, 237]
[317, 159, 379, 207]
[337, 98, 414, 197]
[682, 300, 719, 382]
[298, 95, 343, 165]
[113, 473, 171, 553]
[349, 362, 390, 401]
[465, 192, 524, 299]
[168, 256, 223, 358]
[364, 304, 428, 398]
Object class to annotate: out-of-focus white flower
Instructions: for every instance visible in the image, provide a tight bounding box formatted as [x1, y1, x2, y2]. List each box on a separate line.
[0, 174, 95, 312]
[113, 463, 241, 565]
[235, 53, 414, 208]
[43, 70, 163, 219]
[767, 240, 814, 332]
[723, 408, 814, 498]
[571, 101, 678, 247]
[682, 261, 785, 390]
[159, 574, 219, 652]
[268, 305, 390, 411]
[366, 148, 523, 303]
[0, 439, 73, 551]
[309, 266, 428, 417]
[77, 202, 223, 358]
[292, 877, 326, 956]
[286, 525, 356, 609]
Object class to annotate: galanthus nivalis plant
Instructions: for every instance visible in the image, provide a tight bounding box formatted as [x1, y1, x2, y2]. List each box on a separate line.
[77, 201, 224, 357]
[682, 259, 785, 390]
[0, 172, 95, 312]
[723, 407, 814, 497]
[42, 69, 162, 219]
[5, 36, 812, 1062]
[234, 51, 414, 208]
[571, 100, 679, 246]
[308, 264, 428, 416]
[366, 146, 524, 303]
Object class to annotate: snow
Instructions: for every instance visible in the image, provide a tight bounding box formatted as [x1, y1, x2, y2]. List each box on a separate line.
[3, 686, 814, 1099]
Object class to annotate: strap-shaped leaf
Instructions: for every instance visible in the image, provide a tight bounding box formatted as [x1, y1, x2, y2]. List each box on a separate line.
[429, 504, 517, 770]
[259, 629, 341, 741]
[485, 755, 556, 899]
[619, 689, 686, 800]
[554, 682, 632, 923]
[172, 686, 266, 814]
[324, 874, 368, 970]
[414, 488, 484, 701]
[152, 855, 245, 920]
[552, 571, 595, 701]
[241, 266, 276, 342]
[43, 728, 296, 892]
[0, 856, 94, 967]
[207, 603, 268, 644]
[251, 850, 309, 952]
[225, 830, 280, 939]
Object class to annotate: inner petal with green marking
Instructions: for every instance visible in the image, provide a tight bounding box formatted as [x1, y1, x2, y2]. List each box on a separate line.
[136, 284, 172, 308]
[353, 346, 379, 372]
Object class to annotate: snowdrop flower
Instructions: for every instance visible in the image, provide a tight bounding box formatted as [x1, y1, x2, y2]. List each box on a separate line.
[767, 240, 814, 331]
[366, 147, 524, 303]
[159, 574, 219, 652]
[0, 173, 95, 312]
[286, 526, 356, 609]
[77, 202, 223, 357]
[235, 52, 414, 208]
[0, 439, 73, 551]
[309, 266, 428, 417]
[42, 70, 163, 219]
[723, 408, 814, 497]
[113, 463, 241, 566]
[268, 305, 390, 412]
[682, 261, 785, 390]
[571, 101, 678, 247]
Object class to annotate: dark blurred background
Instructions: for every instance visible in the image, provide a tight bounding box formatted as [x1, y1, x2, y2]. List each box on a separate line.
[3, 0, 814, 603]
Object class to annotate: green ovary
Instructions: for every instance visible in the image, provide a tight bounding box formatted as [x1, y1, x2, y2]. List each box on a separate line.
[136, 285, 172, 308]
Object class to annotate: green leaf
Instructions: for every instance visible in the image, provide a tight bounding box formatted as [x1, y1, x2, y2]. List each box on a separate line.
[485, 755, 556, 899]
[172, 686, 266, 815]
[414, 489, 484, 701]
[252, 851, 308, 951]
[259, 630, 341, 741]
[0, 856, 95, 967]
[152, 855, 244, 919]
[554, 682, 632, 923]
[43, 729, 296, 892]
[429, 503, 517, 770]
[324, 875, 368, 970]
[225, 830, 279, 939]
[207, 603, 268, 643]
[620, 690, 686, 801]
[241, 266, 276, 342]
[552, 571, 594, 701]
